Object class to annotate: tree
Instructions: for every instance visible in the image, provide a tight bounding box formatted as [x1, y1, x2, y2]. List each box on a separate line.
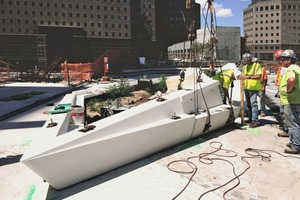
[192, 42, 211, 61]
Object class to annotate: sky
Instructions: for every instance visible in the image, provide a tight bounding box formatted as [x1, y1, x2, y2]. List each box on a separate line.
[195, 0, 251, 35]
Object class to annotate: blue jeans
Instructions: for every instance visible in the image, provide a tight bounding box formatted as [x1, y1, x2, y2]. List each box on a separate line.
[258, 90, 266, 113]
[280, 104, 289, 133]
[284, 104, 300, 151]
[244, 90, 259, 123]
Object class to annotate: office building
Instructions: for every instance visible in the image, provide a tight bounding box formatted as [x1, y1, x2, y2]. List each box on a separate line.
[0, 0, 200, 70]
[243, 0, 300, 63]
[168, 26, 241, 63]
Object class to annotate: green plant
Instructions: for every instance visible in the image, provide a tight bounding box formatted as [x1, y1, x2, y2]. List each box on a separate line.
[106, 79, 133, 99]
[156, 75, 167, 92]
[87, 98, 111, 112]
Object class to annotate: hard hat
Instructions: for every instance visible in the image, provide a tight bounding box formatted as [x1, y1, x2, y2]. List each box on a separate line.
[274, 49, 284, 59]
[242, 53, 253, 62]
[281, 49, 297, 59]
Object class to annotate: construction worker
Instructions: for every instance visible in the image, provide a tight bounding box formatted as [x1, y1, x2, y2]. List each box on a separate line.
[278, 49, 300, 154]
[239, 53, 262, 128]
[259, 63, 268, 117]
[213, 65, 240, 105]
[274, 49, 289, 137]
[177, 68, 186, 90]
[252, 57, 267, 117]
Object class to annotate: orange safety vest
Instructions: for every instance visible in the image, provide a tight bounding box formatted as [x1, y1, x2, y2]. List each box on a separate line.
[275, 67, 282, 86]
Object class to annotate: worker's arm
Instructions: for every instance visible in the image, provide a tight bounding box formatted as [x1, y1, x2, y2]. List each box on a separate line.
[287, 77, 296, 93]
[241, 74, 261, 80]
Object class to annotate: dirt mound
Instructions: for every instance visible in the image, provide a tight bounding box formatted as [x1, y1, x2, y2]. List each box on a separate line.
[86, 90, 153, 123]
[120, 90, 152, 106]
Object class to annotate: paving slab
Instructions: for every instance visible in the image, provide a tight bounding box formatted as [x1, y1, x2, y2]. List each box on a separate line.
[0, 82, 73, 121]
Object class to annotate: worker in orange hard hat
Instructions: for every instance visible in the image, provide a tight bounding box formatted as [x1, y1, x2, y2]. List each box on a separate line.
[274, 49, 289, 137]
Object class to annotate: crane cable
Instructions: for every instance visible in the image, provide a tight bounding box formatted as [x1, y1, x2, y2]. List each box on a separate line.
[180, 2, 200, 113]
[201, 0, 235, 124]
[196, 0, 220, 131]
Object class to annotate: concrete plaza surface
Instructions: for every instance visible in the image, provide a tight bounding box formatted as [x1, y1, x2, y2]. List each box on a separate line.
[1, 79, 300, 200]
[0, 82, 73, 121]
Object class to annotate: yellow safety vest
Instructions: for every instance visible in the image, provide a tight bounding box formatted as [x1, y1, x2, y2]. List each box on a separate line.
[242, 63, 262, 90]
[213, 69, 233, 89]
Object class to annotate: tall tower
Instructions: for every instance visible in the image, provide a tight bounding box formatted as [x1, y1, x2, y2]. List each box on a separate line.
[244, 0, 300, 63]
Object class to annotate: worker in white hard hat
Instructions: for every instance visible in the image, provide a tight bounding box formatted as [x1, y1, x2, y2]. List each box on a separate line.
[279, 49, 300, 154]
[239, 53, 262, 128]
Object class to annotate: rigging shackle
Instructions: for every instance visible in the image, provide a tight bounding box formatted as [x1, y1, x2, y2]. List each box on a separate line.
[186, 0, 191, 9]
[207, 0, 214, 12]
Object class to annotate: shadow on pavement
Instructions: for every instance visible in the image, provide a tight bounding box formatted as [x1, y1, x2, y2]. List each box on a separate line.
[0, 121, 46, 129]
[0, 154, 22, 166]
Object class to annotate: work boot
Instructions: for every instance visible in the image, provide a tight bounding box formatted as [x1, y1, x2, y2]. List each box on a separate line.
[284, 146, 300, 154]
[278, 132, 289, 137]
[286, 142, 292, 148]
[249, 123, 259, 128]
[260, 112, 266, 117]
[245, 119, 252, 123]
